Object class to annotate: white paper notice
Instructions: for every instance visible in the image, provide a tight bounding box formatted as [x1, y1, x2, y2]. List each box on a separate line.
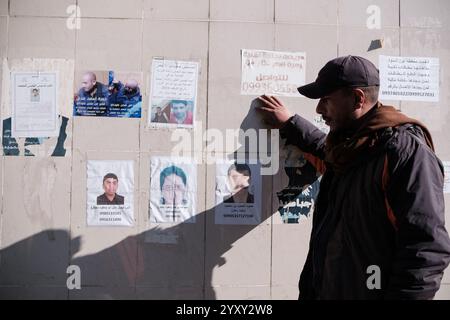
[11, 72, 58, 137]
[149, 157, 197, 224]
[241, 49, 306, 97]
[86, 160, 134, 226]
[215, 161, 262, 225]
[444, 161, 450, 194]
[149, 59, 199, 128]
[379, 55, 439, 102]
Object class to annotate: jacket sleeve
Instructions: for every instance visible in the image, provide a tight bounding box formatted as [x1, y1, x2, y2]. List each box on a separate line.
[280, 114, 327, 160]
[385, 130, 450, 299]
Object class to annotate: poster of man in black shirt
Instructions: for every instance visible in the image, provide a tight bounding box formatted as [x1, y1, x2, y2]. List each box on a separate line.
[97, 173, 125, 205]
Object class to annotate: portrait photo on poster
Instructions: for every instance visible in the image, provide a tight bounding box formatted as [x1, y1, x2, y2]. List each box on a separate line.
[150, 99, 194, 126]
[215, 160, 262, 225]
[86, 160, 134, 226]
[148, 58, 199, 129]
[149, 157, 197, 224]
[73, 70, 142, 118]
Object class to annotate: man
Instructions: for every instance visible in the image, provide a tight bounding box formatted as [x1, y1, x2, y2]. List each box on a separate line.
[152, 106, 168, 123]
[160, 166, 188, 206]
[258, 55, 450, 299]
[30, 88, 40, 102]
[97, 173, 124, 205]
[109, 79, 142, 117]
[224, 163, 254, 204]
[78, 72, 109, 99]
[169, 100, 193, 124]
[75, 72, 109, 116]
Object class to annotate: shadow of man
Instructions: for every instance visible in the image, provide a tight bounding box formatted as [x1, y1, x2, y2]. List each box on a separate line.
[0, 100, 320, 299]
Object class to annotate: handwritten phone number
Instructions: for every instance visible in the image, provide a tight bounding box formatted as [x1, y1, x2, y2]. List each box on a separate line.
[242, 81, 298, 94]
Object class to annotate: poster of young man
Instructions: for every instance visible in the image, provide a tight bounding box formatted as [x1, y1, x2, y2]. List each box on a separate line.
[149, 157, 197, 224]
[86, 160, 134, 226]
[73, 70, 142, 118]
[148, 58, 198, 128]
[215, 161, 262, 225]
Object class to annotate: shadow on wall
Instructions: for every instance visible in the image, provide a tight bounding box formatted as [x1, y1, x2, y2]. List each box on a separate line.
[0, 100, 319, 299]
[0, 209, 266, 300]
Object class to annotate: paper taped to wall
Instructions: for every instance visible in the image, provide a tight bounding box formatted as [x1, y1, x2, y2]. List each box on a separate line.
[149, 157, 197, 224]
[215, 160, 262, 225]
[379, 55, 439, 102]
[148, 59, 199, 128]
[73, 70, 142, 118]
[11, 72, 58, 137]
[86, 160, 135, 226]
[241, 49, 306, 97]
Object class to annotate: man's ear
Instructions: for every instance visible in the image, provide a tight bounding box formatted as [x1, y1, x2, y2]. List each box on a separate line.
[353, 88, 365, 109]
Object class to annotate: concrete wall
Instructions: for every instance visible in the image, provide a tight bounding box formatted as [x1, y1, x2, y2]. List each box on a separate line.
[0, 0, 449, 299]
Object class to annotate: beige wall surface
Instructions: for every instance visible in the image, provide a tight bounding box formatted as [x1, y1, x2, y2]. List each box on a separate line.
[0, 0, 449, 300]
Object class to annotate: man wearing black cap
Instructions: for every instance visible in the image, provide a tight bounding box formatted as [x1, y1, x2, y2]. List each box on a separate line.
[258, 55, 450, 300]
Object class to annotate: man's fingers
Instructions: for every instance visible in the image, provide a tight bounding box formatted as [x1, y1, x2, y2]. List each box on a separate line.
[264, 95, 284, 109]
[257, 96, 277, 109]
[271, 95, 284, 106]
[256, 106, 274, 113]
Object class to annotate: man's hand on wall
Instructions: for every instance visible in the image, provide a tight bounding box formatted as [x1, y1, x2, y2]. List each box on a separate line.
[256, 95, 293, 129]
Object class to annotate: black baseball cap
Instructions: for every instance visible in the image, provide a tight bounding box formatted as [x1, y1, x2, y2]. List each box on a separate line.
[298, 55, 379, 99]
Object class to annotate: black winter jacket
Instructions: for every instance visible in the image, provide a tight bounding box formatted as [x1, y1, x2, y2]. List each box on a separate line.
[281, 113, 450, 300]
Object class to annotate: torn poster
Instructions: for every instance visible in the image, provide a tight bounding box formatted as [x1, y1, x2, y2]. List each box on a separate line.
[215, 161, 262, 225]
[149, 157, 197, 223]
[379, 55, 439, 102]
[148, 59, 199, 128]
[86, 160, 134, 226]
[11, 72, 58, 137]
[275, 145, 321, 224]
[73, 70, 142, 118]
[241, 49, 306, 97]
[2, 115, 68, 156]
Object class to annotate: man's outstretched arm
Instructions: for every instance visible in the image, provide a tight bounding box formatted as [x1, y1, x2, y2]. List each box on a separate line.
[257, 95, 327, 160]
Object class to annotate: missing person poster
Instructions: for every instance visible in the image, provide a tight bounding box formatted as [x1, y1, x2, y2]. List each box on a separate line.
[215, 161, 262, 225]
[241, 49, 306, 97]
[379, 55, 439, 102]
[87, 160, 134, 226]
[73, 70, 142, 117]
[11, 72, 58, 138]
[149, 157, 197, 223]
[148, 58, 199, 128]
